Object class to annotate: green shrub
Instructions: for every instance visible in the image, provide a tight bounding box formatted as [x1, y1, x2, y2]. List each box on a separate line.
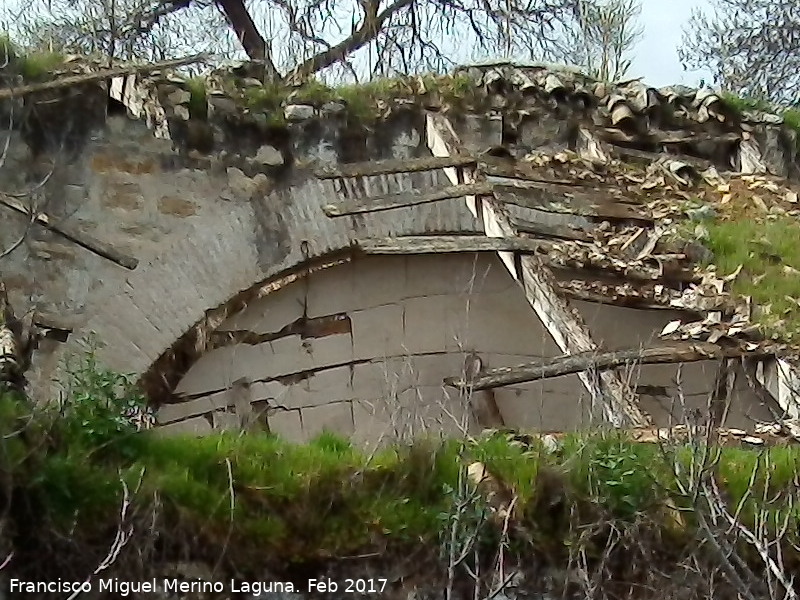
[57, 348, 149, 457]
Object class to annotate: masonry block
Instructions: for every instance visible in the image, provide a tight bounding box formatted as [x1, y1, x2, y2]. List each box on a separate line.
[300, 401, 355, 439]
[444, 291, 561, 356]
[305, 262, 356, 317]
[156, 416, 213, 436]
[212, 410, 241, 431]
[267, 409, 305, 443]
[218, 284, 306, 335]
[302, 333, 354, 370]
[350, 358, 412, 401]
[402, 296, 450, 354]
[157, 390, 231, 424]
[494, 377, 595, 431]
[174, 346, 242, 396]
[351, 399, 395, 448]
[351, 303, 406, 361]
[350, 256, 408, 310]
[237, 337, 315, 381]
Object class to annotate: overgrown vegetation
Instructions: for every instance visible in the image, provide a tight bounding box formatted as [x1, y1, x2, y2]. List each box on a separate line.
[702, 217, 800, 339]
[678, 184, 800, 341]
[1, 354, 799, 594]
[0, 35, 65, 81]
[230, 72, 476, 125]
[722, 92, 800, 146]
[185, 76, 208, 120]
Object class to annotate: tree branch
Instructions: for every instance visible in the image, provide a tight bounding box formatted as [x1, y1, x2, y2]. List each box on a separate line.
[0, 53, 207, 100]
[284, 0, 413, 83]
[445, 342, 780, 391]
[215, 0, 280, 80]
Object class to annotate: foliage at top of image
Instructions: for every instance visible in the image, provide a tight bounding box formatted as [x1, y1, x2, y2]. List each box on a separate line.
[550, 0, 643, 83]
[681, 0, 800, 105]
[1, 0, 623, 86]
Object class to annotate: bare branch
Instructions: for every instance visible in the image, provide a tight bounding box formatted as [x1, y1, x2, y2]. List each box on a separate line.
[680, 0, 800, 103]
[0, 53, 207, 100]
[216, 0, 279, 79]
[552, 0, 643, 82]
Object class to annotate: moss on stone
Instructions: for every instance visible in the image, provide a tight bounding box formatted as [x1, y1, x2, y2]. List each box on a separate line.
[242, 82, 285, 110]
[722, 92, 800, 149]
[291, 78, 337, 106]
[228, 73, 479, 126]
[186, 76, 208, 120]
[16, 50, 66, 81]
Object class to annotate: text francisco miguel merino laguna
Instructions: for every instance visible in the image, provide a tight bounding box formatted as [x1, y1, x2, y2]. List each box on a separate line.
[11, 577, 388, 595]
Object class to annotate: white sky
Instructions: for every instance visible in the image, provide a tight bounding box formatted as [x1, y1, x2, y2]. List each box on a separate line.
[628, 0, 713, 87]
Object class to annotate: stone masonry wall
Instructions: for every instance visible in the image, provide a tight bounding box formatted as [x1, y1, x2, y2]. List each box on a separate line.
[0, 60, 786, 441]
[161, 253, 774, 446]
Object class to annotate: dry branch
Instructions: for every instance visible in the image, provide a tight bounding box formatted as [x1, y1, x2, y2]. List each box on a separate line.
[494, 182, 653, 223]
[510, 217, 592, 242]
[480, 160, 591, 186]
[0, 54, 207, 100]
[216, 0, 278, 80]
[356, 235, 543, 254]
[0, 195, 138, 270]
[446, 342, 777, 391]
[284, 0, 415, 83]
[322, 182, 494, 217]
[314, 155, 477, 179]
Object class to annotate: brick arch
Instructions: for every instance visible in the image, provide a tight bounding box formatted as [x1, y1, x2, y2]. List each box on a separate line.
[33, 168, 478, 400]
[158, 251, 588, 441]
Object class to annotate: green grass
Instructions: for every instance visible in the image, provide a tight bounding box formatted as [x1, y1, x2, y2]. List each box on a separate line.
[16, 50, 65, 81]
[186, 77, 208, 120]
[0, 34, 16, 65]
[3, 379, 799, 570]
[4, 351, 800, 572]
[702, 217, 800, 339]
[291, 78, 337, 106]
[26, 428, 465, 558]
[723, 92, 800, 148]
[232, 73, 476, 125]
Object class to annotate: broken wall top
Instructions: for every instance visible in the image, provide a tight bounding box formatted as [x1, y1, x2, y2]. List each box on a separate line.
[4, 52, 797, 174]
[4, 52, 800, 353]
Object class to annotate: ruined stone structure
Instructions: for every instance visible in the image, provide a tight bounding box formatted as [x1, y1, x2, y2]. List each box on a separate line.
[3, 58, 800, 446]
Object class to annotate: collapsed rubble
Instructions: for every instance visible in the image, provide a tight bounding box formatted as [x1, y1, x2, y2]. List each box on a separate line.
[2, 55, 800, 439]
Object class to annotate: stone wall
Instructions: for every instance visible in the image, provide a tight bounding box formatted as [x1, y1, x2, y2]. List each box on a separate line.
[159, 253, 775, 446]
[0, 60, 788, 442]
[0, 89, 443, 399]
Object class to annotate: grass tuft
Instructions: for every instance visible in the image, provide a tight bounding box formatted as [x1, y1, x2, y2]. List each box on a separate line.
[702, 217, 800, 339]
[722, 92, 800, 149]
[186, 77, 208, 120]
[0, 34, 17, 66]
[16, 50, 65, 81]
[5, 353, 800, 575]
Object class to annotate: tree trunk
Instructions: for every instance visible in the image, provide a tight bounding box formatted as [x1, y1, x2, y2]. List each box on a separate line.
[0, 283, 33, 392]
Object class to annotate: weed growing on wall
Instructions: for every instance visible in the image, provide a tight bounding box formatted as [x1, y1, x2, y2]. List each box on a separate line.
[57, 348, 151, 456]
